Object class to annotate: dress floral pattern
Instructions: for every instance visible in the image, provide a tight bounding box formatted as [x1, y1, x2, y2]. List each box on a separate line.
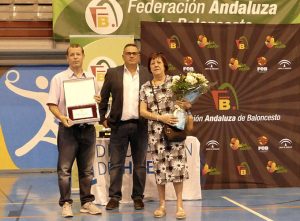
[140, 75, 189, 184]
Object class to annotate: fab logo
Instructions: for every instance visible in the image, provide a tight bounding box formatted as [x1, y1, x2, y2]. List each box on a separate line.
[167, 35, 180, 49]
[211, 83, 239, 111]
[85, 0, 123, 35]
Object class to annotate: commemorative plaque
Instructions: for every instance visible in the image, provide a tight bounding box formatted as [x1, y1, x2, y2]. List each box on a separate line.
[63, 78, 99, 124]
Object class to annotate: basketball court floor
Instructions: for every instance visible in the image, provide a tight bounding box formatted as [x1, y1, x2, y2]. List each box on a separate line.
[0, 172, 299, 221]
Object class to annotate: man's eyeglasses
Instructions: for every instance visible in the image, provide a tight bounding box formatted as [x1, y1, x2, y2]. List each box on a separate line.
[124, 52, 139, 56]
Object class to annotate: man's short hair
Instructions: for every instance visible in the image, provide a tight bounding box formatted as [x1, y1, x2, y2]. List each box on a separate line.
[123, 43, 139, 52]
[66, 44, 84, 55]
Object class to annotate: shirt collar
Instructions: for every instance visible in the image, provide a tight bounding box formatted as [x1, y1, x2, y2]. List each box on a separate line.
[124, 65, 139, 75]
[67, 67, 87, 79]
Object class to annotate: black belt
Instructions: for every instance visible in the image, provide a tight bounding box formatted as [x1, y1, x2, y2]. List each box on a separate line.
[76, 123, 89, 128]
[119, 119, 139, 124]
[59, 123, 90, 128]
[75, 123, 94, 128]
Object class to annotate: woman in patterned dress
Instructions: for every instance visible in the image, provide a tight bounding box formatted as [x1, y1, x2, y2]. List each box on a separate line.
[140, 52, 194, 219]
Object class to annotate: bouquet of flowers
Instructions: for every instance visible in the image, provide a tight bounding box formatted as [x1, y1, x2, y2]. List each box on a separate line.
[171, 72, 210, 103]
[170, 72, 210, 130]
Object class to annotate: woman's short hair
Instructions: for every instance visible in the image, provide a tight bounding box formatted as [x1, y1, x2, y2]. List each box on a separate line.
[147, 52, 168, 73]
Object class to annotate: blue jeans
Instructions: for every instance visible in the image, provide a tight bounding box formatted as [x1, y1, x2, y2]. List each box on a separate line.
[108, 120, 148, 201]
[57, 123, 96, 206]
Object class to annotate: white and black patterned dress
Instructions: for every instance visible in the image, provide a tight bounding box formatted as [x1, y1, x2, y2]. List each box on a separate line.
[140, 75, 189, 185]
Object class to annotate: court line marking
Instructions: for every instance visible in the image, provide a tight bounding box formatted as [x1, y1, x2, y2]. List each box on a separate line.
[222, 196, 274, 221]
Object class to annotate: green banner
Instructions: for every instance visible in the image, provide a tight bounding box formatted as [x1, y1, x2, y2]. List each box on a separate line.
[70, 35, 133, 84]
[53, 0, 300, 40]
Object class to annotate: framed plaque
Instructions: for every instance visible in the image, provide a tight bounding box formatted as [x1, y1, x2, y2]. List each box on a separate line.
[63, 78, 100, 124]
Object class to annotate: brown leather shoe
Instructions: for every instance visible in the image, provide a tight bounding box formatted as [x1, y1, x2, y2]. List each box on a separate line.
[133, 199, 144, 210]
[106, 199, 119, 210]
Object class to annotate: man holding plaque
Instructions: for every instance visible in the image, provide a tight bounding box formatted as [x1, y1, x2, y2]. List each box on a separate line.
[99, 43, 152, 210]
[47, 44, 102, 218]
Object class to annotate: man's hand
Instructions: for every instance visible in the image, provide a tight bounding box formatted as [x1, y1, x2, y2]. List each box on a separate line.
[102, 120, 109, 128]
[61, 116, 72, 127]
[94, 95, 101, 104]
[48, 104, 73, 127]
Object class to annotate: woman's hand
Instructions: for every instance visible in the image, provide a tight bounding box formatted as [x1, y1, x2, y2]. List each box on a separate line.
[175, 100, 192, 111]
[160, 114, 178, 126]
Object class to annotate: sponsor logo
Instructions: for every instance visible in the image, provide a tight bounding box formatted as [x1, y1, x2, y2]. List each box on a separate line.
[197, 35, 219, 48]
[229, 58, 249, 71]
[235, 36, 248, 50]
[237, 162, 250, 175]
[202, 163, 221, 176]
[258, 146, 269, 151]
[265, 35, 286, 48]
[278, 60, 292, 70]
[257, 135, 269, 152]
[88, 56, 116, 82]
[167, 63, 177, 72]
[182, 56, 195, 72]
[257, 136, 268, 145]
[206, 140, 220, 151]
[211, 83, 238, 110]
[279, 138, 293, 149]
[257, 56, 268, 73]
[205, 60, 219, 71]
[167, 35, 180, 49]
[230, 137, 251, 151]
[85, 0, 123, 35]
[266, 160, 287, 173]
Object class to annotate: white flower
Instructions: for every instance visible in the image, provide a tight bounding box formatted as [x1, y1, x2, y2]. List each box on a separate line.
[159, 164, 167, 172]
[166, 171, 175, 182]
[153, 123, 163, 133]
[156, 175, 163, 184]
[152, 156, 159, 164]
[151, 106, 158, 113]
[149, 135, 157, 145]
[185, 75, 197, 85]
[188, 72, 208, 84]
[198, 75, 206, 81]
[165, 152, 174, 161]
[173, 160, 185, 171]
[157, 143, 165, 153]
[202, 83, 208, 88]
[144, 87, 152, 97]
[188, 72, 198, 79]
[172, 143, 183, 151]
[157, 92, 165, 102]
[172, 75, 180, 85]
[171, 72, 210, 102]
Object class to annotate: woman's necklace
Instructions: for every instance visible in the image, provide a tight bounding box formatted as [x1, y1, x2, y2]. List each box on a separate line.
[152, 75, 166, 86]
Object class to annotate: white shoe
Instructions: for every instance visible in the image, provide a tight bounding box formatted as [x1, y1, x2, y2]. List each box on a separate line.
[80, 202, 102, 215]
[61, 202, 73, 218]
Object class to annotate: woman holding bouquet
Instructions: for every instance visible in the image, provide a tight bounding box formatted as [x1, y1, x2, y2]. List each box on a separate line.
[140, 52, 193, 219]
